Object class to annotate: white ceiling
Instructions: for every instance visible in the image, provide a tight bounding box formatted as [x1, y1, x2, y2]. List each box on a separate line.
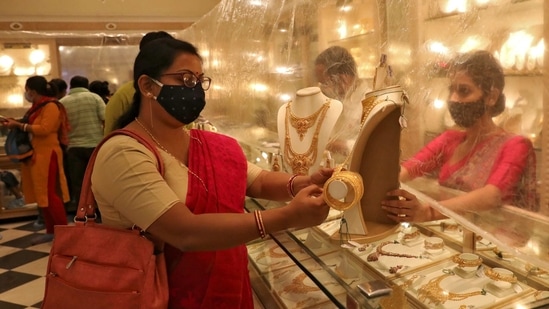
[0, 0, 222, 23]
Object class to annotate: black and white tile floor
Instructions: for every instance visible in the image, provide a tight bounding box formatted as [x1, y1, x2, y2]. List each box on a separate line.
[0, 218, 49, 309]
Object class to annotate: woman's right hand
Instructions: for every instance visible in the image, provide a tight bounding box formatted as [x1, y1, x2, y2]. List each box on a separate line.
[285, 184, 330, 229]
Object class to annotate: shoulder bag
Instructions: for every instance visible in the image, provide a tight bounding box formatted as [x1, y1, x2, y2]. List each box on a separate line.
[41, 129, 169, 309]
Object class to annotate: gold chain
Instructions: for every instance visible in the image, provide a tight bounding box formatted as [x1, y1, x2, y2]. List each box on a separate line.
[287, 100, 330, 141]
[417, 272, 486, 305]
[367, 241, 425, 261]
[284, 100, 330, 175]
[134, 117, 208, 192]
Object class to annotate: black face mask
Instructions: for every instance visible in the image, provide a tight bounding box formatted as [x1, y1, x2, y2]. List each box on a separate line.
[448, 98, 486, 128]
[151, 78, 206, 124]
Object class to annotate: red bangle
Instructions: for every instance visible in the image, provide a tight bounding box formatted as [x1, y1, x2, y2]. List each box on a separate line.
[254, 210, 266, 239]
[286, 174, 298, 198]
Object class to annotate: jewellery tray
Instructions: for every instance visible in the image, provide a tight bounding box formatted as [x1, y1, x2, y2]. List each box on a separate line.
[391, 258, 534, 309]
[347, 225, 459, 279]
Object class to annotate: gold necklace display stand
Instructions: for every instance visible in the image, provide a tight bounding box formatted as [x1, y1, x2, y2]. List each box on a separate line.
[329, 85, 408, 243]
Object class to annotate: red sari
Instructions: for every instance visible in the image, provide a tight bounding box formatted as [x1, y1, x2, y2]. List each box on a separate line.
[403, 130, 538, 211]
[164, 130, 252, 309]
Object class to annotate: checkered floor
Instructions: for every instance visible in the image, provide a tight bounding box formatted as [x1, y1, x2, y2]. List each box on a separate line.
[0, 217, 50, 309]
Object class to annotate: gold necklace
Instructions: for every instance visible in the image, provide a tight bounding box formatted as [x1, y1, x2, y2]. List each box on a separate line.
[367, 240, 425, 261]
[134, 117, 208, 192]
[417, 272, 486, 305]
[287, 100, 330, 141]
[284, 100, 330, 175]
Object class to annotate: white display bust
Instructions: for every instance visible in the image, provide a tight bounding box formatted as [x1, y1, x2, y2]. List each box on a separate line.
[277, 87, 343, 175]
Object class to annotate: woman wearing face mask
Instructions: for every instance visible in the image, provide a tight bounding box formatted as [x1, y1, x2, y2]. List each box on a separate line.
[91, 38, 333, 308]
[382, 50, 538, 223]
[1, 76, 70, 244]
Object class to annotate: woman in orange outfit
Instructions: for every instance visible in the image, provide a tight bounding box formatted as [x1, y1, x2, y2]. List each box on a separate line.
[2, 76, 70, 244]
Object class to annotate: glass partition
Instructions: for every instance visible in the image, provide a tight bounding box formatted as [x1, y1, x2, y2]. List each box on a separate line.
[178, 0, 549, 269]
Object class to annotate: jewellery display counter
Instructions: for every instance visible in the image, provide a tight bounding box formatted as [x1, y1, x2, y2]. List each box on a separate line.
[245, 195, 549, 309]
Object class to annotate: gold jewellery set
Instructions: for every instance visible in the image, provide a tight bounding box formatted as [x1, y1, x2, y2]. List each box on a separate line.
[284, 100, 330, 176]
[417, 270, 487, 305]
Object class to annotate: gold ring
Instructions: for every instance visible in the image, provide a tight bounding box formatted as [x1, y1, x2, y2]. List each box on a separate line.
[398, 213, 406, 218]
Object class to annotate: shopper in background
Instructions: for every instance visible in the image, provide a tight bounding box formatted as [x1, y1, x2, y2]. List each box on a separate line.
[1, 76, 70, 244]
[103, 31, 174, 135]
[383, 50, 538, 222]
[1, 170, 25, 209]
[314, 45, 371, 160]
[92, 38, 332, 308]
[60, 75, 105, 216]
[89, 80, 111, 104]
[50, 78, 68, 99]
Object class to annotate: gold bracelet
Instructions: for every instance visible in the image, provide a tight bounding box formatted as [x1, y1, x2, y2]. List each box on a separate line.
[525, 263, 548, 276]
[484, 267, 517, 283]
[451, 254, 483, 268]
[403, 229, 420, 240]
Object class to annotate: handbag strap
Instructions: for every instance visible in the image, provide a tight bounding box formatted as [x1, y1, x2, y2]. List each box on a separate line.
[75, 128, 165, 222]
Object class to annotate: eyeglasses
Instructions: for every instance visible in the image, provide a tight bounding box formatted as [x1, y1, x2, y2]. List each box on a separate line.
[161, 70, 212, 91]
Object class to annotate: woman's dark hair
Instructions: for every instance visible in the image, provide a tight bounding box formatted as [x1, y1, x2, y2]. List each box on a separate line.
[50, 78, 67, 94]
[116, 38, 202, 129]
[26, 75, 58, 98]
[448, 50, 506, 117]
[89, 80, 110, 103]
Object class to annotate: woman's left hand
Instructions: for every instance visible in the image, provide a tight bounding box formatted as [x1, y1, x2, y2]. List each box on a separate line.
[309, 168, 334, 187]
[382, 188, 433, 223]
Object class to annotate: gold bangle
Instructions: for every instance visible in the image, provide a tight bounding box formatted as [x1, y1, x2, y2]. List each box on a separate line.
[484, 267, 517, 283]
[323, 170, 364, 211]
[254, 210, 266, 239]
[451, 254, 483, 268]
[525, 263, 548, 276]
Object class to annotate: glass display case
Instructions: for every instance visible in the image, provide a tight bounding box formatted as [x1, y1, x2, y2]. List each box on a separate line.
[180, 0, 549, 307]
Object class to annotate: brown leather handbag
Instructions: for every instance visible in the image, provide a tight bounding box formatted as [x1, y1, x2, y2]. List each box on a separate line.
[42, 129, 169, 309]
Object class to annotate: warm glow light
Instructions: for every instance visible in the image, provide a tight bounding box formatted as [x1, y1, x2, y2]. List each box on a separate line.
[36, 62, 52, 75]
[337, 20, 347, 39]
[279, 93, 292, 102]
[7, 93, 23, 106]
[440, 0, 468, 13]
[460, 35, 490, 52]
[0, 55, 14, 71]
[340, 5, 352, 12]
[13, 66, 35, 76]
[427, 41, 449, 54]
[250, 83, 268, 92]
[433, 99, 445, 109]
[274, 66, 294, 75]
[29, 49, 46, 65]
[249, 0, 263, 6]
